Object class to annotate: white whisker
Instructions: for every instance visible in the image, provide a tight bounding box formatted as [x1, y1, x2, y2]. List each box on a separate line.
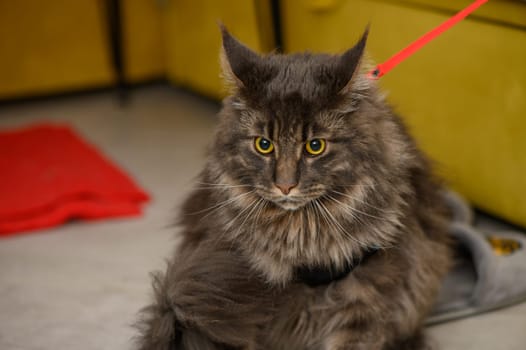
[323, 196, 395, 249]
[196, 181, 251, 187]
[331, 189, 395, 214]
[306, 201, 319, 243]
[230, 197, 261, 235]
[229, 197, 267, 247]
[315, 198, 370, 248]
[188, 190, 256, 219]
[224, 197, 260, 232]
[326, 194, 386, 221]
[194, 182, 253, 190]
[251, 199, 268, 238]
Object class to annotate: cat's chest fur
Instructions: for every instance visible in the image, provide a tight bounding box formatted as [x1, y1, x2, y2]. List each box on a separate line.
[219, 200, 400, 286]
[263, 265, 387, 350]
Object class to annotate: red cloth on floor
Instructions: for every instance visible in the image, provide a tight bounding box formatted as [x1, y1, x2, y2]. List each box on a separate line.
[0, 124, 149, 236]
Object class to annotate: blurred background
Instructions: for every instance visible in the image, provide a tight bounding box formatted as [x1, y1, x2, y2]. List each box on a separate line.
[1, 0, 525, 227]
[0, 1, 525, 349]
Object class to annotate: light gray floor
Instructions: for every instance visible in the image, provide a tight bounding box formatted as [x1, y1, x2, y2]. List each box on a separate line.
[0, 86, 525, 350]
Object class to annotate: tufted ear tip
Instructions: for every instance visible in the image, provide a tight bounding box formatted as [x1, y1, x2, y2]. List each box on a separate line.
[218, 21, 231, 47]
[218, 23, 262, 90]
[341, 26, 369, 70]
[356, 25, 369, 55]
[336, 26, 370, 92]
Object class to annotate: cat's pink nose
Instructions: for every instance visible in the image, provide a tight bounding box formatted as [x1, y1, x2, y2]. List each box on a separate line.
[275, 182, 297, 195]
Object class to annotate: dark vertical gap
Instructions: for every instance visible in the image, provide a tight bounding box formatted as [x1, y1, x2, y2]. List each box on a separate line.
[106, 0, 128, 105]
[270, 0, 284, 52]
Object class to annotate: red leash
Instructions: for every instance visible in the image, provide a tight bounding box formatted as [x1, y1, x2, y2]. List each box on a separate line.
[367, 0, 489, 79]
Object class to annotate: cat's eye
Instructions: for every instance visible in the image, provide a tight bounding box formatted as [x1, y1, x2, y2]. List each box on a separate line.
[305, 139, 326, 156]
[254, 136, 274, 155]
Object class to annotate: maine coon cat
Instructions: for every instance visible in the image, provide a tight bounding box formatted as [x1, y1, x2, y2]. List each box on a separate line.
[135, 26, 452, 350]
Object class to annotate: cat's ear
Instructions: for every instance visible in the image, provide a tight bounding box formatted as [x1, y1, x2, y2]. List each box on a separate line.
[219, 24, 262, 90]
[335, 27, 369, 93]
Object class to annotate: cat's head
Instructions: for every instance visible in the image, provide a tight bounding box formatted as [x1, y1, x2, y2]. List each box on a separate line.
[209, 26, 408, 213]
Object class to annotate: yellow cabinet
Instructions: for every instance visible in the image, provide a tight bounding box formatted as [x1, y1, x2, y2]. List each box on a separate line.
[0, 0, 164, 99]
[0, 0, 114, 99]
[282, 0, 526, 227]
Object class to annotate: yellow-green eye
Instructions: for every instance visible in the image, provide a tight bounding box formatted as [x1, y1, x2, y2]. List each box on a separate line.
[305, 139, 326, 155]
[255, 136, 274, 154]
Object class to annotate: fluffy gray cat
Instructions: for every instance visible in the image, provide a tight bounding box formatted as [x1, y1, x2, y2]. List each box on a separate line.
[135, 26, 452, 350]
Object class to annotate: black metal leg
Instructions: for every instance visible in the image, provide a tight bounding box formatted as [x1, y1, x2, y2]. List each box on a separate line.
[106, 0, 128, 105]
[270, 0, 284, 53]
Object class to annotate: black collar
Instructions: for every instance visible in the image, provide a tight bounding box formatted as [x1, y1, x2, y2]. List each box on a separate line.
[295, 248, 379, 287]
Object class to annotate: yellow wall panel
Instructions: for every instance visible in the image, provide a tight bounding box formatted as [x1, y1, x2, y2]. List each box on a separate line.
[0, 0, 165, 98]
[0, 0, 114, 99]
